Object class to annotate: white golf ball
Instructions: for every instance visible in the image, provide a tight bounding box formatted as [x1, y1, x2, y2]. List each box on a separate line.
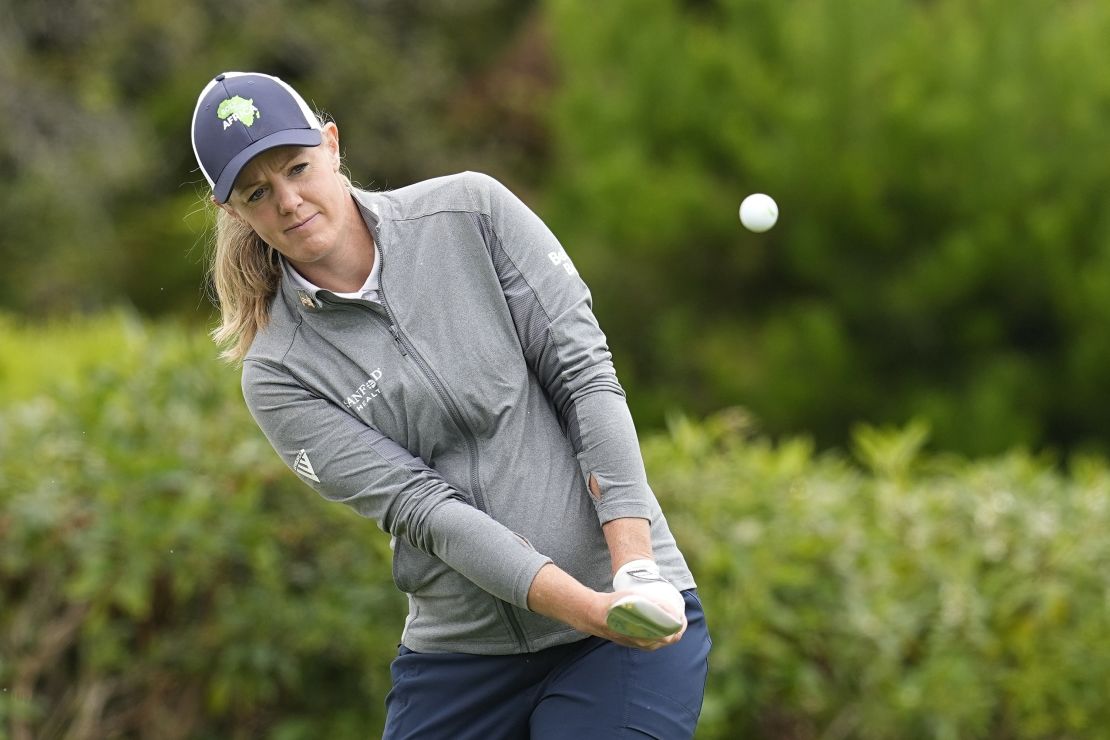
[739, 193, 778, 233]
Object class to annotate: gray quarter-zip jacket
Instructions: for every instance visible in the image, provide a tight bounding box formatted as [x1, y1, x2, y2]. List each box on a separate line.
[241, 171, 694, 654]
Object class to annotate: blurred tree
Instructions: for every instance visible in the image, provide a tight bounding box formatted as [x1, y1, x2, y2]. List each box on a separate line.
[0, 0, 541, 317]
[543, 0, 1110, 454]
[8, 0, 1110, 456]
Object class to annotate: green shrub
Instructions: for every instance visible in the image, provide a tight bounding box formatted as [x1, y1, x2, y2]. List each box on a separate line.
[0, 313, 149, 405]
[0, 314, 404, 739]
[4, 315, 1110, 738]
[653, 411, 1110, 739]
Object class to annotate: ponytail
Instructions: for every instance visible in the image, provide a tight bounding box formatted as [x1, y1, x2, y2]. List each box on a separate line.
[207, 206, 283, 365]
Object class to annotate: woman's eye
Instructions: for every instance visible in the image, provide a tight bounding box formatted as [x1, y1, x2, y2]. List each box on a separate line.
[248, 188, 265, 203]
[291, 162, 308, 175]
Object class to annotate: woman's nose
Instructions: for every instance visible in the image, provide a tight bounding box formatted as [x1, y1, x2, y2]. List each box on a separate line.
[275, 181, 302, 215]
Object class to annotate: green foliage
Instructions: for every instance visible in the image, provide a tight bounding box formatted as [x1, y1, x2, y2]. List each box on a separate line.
[0, 312, 149, 405]
[10, 0, 1110, 456]
[544, 0, 1110, 455]
[1, 314, 404, 738]
[651, 411, 1110, 739]
[0, 0, 539, 317]
[5, 315, 1110, 737]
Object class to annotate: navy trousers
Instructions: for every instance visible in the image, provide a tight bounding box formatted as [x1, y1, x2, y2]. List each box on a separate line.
[383, 590, 711, 739]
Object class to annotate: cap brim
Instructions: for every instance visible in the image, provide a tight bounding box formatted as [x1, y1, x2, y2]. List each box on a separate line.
[213, 128, 323, 203]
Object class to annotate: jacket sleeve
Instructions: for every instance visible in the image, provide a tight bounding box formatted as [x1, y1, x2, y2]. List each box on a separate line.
[241, 358, 552, 609]
[469, 171, 657, 524]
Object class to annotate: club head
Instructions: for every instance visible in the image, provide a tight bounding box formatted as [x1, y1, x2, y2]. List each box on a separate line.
[606, 594, 683, 639]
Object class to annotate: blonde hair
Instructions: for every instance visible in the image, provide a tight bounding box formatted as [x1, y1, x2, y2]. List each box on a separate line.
[207, 207, 284, 364]
[205, 168, 355, 366]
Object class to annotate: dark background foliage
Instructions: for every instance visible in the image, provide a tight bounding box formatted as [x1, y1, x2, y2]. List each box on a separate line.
[4, 0, 1110, 455]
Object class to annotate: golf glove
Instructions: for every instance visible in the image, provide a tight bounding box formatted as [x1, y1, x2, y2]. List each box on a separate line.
[613, 559, 685, 620]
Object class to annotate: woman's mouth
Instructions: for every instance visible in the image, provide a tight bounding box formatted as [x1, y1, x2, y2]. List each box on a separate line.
[286, 213, 319, 232]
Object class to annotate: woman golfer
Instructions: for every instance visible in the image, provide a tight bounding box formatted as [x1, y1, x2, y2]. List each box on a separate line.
[190, 71, 710, 739]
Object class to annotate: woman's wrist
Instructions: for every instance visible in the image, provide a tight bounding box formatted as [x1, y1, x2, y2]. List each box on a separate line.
[601, 516, 654, 575]
[526, 563, 606, 633]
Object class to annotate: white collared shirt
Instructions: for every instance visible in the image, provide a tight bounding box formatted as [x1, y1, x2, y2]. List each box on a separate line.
[286, 252, 381, 303]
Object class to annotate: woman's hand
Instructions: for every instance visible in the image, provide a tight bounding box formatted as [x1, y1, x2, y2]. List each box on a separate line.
[593, 589, 688, 650]
[526, 563, 686, 651]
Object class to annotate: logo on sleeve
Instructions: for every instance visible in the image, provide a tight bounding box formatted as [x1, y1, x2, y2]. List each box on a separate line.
[293, 449, 320, 482]
[547, 247, 578, 276]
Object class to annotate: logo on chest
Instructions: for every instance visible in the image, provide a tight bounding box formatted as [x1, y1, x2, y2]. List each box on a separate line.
[344, 368, 384, 413]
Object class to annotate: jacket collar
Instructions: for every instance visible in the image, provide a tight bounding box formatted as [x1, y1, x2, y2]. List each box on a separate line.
[278, 188, 386, 313]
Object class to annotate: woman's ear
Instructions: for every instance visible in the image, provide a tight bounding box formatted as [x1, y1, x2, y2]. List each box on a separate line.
[322, 121, 341, 170]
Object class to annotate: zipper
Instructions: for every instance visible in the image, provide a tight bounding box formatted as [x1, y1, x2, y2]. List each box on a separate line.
[363, 219, 531, 652]
[316, 289, 406, 357]
[387, 324, 408, 356]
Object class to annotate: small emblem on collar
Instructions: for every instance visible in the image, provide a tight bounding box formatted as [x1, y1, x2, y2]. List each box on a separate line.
[297, 290, 316, 309]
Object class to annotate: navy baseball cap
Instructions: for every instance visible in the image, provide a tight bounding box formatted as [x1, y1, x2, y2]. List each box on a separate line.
[191, 72, 322, 203]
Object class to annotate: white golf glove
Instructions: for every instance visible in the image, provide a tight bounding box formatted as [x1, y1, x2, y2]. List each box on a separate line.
[612, 559, 686, 621]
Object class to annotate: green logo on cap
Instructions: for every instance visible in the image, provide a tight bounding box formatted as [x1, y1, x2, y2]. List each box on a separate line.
[217, 96, 260, 130]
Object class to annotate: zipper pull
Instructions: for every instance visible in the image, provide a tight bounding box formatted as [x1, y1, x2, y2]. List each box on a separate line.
[388, 325, 408, 356]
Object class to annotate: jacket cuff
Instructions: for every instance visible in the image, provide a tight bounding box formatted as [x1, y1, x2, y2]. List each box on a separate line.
[592, 499, 654, 525]
[514, 552, 555, 611]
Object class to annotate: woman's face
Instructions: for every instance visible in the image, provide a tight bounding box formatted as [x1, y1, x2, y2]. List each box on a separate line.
[218, 123, 354, 265]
